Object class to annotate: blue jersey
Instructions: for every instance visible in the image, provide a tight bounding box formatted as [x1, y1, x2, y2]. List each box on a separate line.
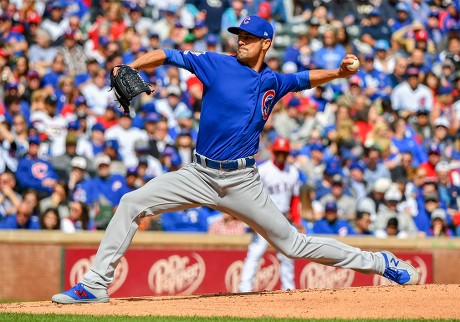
[16, 155, 59, 194]
[165, 50, 310, 160]
[89, 175, 127, 206]
[161, 207, 209, 232]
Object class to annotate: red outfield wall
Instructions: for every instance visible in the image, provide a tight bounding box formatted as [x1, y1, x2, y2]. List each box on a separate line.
[64, 248, 433, 298]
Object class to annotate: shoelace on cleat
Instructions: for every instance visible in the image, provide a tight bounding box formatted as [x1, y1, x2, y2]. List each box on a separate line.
[383, 267, 400, 282]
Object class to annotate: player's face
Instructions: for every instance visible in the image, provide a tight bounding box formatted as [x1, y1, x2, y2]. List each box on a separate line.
[273, 151, 289, 165]
[236, 31, 266, 63]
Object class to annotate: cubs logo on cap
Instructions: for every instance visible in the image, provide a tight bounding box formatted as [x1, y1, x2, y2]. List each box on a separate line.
[228, 15, 274, 41]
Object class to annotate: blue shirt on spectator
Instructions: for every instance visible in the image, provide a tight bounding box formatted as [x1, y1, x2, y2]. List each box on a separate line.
[0, 214, 40, 230]
[161, 207, 209, 232]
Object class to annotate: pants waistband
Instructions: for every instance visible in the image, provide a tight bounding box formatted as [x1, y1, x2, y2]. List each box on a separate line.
[194, 153, 255, 171]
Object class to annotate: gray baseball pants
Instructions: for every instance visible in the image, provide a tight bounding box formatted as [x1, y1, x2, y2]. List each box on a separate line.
[82, 162, 386, 289]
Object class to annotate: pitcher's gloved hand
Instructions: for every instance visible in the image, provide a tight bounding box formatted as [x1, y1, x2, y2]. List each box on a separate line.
[110, 65, 153, 115]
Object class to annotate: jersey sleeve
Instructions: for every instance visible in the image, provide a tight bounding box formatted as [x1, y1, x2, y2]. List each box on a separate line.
[164, 49, 221, 88]
[274, 71, 311, 98]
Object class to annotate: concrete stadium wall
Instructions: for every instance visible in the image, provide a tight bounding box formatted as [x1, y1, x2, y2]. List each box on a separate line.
[1, 231, 459, 300]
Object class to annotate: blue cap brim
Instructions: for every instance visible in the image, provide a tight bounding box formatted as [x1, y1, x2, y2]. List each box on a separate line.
[227, 26, 270, 39]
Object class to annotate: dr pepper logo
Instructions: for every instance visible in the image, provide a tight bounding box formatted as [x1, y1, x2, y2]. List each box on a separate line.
[148, 253, 205, 295]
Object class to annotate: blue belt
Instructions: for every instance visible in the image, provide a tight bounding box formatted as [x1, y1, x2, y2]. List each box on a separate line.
[195, 154, 255, 171]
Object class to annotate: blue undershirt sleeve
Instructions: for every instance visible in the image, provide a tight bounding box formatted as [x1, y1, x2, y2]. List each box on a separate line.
[295, 70, 311, 90]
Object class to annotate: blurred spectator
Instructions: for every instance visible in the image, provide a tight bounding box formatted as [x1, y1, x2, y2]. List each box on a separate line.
[67, 156, 91, 204]
[155, 85, 190, 130]
[0, 201, 39, 230]
[186, 0, 230, 35]
[40, 208, 61, 230]
[39, 181, 70, 219]
[357, 52, 392, 101]
[283, 26, 312, 72]
[296, 142, 326, 185]
[28, 28, 57, 75]
[428, 208, 453, 237]
[125, 2, 156, 38]
[299, 183, 323, 233]
[61, 201, 94, 233]
[16, 136, 58, 197]
[389, 2, 412, 33]
[367, 177, 392, 214]
[161, 207, 209, 232]
[208, 212, 246, 235]
[56, 30, 87, 77]
[105, 113, 148, 168]
[411, 109, 432, 143]
[391, 67, 433, 115]
[0, 171, 21, 218]
[161, 145, 183, 172]
[313, 28, 346, 70]
[42, 53, 67, 93]
[375, 185, 418, 237]
[88, 123, 106, 158]
[348, 160, 368, 200]
[391, 118, 427, 167]
[51, 132, 81, 180]
[375, 217, 407, 238]
[96, 104, 121, 130]
[87, 154, 125, 207]
[431, 91, 459, 134]
[372, 40, 395, 74]
[361, 9, 392, 47]
[353, 203, 374, 236]
[81, 67, 115, 116]
[221, 0, 246, 50]
[175, 132, 194, 166]
[41, 1, 69, 42]
[133, 139, 163, 179]
[30, 95, 68, 157]
[315, 156, 343, 200]
[391, 151, 416, 183]
[0, 12, 28, 58]
[103, 139, 126, 176]
[389, 56, 408, 87]
[421, 144, 443, 179]
[313, 200, 354, 236]
[363, 146, 391, 188]
[319, 174, 356, 221]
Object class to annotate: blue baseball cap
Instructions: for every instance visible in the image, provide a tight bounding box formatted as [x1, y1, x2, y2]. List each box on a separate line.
[28, 135, 41, 145]
[325, 157, 342, 176]
[374, 39, 389, 51]
[228, 15, 274, 41]
[126, 167, 138, 176]
[310, 142, 324, 152]
[91, 123, 105, 132]
[145, 112, 160, 123]
[325, 201, 338, 212]
[396, 2, 409, 12]
[349, 160, 366, 172]
[67, 120, 80, 130]
[105, 139, 119, 150]
[75, 95, 86, 106]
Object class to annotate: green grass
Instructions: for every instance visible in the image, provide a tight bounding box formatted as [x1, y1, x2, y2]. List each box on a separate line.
[0, 315, 457, 322]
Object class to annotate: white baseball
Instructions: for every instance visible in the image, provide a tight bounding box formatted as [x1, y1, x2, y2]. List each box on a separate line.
[346, 58, 360, 71]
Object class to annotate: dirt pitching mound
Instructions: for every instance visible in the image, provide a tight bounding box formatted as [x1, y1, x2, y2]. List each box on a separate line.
[1, 284, 459, 319]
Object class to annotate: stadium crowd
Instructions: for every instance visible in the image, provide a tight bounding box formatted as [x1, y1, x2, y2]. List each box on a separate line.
[0, 0, 459, 238]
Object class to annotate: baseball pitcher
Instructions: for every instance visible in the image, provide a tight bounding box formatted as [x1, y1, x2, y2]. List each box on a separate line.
[52, 15, 419, 304]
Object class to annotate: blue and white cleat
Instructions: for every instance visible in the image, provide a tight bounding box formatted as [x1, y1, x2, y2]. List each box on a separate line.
[51, 283, 109, 304]
[381, 251, 420, 285]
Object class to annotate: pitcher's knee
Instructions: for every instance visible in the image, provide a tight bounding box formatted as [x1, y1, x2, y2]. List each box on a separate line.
[118, 191, 146, 219]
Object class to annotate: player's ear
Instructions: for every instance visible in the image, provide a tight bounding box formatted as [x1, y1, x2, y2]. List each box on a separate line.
[262, 39, 272, 51]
